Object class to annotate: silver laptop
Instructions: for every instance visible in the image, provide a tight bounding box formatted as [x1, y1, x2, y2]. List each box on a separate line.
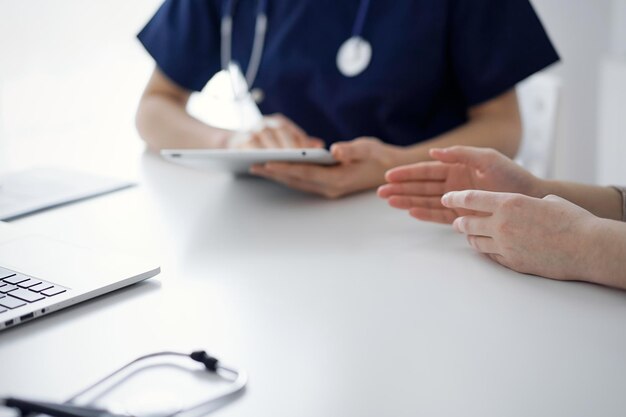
[0, 221, 160, 330]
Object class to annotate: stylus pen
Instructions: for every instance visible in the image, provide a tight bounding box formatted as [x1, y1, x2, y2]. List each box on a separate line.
[2, 397, 127, 417]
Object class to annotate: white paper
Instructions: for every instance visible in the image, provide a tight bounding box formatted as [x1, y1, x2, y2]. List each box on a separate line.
[0, 167, 134, 220]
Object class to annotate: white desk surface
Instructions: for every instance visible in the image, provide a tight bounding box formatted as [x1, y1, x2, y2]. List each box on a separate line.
[1, 152, 626, 417]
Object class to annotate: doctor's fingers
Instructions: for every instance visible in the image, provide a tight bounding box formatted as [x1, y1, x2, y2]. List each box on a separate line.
[263, 162, 338, 184]
[385, 161, 450, 183]
[286, 130, 324, 148]
[378, 181, 446, 198]
[260, 127, 293, 148]
[280, 122, 310, 146]
[304, 137, 326, 148]
[271, 126, 303, 148]
[408, 207, 458, 224]
[331, 137, 381, 162]
[269, 126, 316, 148]
[266, 115, 314, 147]
[267, 114, 307, 137]
[245, 130, 277, 148]
[252, 167, 342, 198]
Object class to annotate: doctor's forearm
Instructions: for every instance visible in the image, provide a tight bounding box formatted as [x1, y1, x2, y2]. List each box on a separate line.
[400, 115, 521, 164]
[136, 94, 232, 151]
[397, 89, 521, 164]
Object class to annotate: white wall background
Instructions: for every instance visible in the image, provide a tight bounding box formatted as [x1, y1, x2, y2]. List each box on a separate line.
[530, 0, 611, 183]
[599, 1, 626, 185]
[0, 0, 162, 176]
[611, 0, 626, 58]
[0, 0, 624, 183]
[530, 0, 626, 184]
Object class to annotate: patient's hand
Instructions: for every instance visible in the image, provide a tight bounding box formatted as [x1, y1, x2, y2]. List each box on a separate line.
[442, 190, 599, 281]
[378, 146, 541, 224]
[230, 114, 324, 149]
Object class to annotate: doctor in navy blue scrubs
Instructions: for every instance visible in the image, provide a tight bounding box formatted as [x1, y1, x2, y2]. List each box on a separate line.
[136, 0, 559, 198]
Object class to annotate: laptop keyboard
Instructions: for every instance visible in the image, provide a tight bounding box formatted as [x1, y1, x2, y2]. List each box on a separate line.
[0, 266, 67, 314]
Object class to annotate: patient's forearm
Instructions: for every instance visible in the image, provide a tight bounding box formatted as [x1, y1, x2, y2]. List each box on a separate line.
[539, 181, 623, 221]
[585, 218, 626, 288]
[136, 94, 232, 151]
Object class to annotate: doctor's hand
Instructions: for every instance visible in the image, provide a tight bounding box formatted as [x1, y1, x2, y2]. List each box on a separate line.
[230, 114, 324, 149]
[250, 137, 404, 199]
[378, 146, 541, 224]
[442, 190, 598, 281]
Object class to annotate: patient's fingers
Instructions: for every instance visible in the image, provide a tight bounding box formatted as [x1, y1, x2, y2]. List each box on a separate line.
[385, 161, 449, 182]
[429, 146, 500, 169]
[453, 215, 493, 236]
[387, 195, 444, 210]
[408, 207, 458, 224]
[442, 190, 510, 213]
[467, 235, 499, 255]
[378, 181, 446, 197]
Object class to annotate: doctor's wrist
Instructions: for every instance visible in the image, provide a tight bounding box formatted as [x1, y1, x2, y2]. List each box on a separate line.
[379, 144, 418, 170]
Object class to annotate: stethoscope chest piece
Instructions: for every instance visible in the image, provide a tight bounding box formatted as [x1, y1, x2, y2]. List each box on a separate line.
[336, 36, 372, 77]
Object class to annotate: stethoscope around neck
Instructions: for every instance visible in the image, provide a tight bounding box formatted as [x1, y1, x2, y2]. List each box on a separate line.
[220, 0, 373, 100]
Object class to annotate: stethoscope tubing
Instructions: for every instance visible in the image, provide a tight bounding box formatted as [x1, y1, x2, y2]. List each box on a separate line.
[351, 0, 371, 38]
[2, 351, 247, 417]
[220, 0, 268, 97]
[69, 351, 248, 417]
[220, 0, 372, 97]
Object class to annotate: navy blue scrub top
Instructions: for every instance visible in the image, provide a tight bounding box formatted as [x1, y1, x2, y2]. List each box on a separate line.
[138, 0, 559, 147]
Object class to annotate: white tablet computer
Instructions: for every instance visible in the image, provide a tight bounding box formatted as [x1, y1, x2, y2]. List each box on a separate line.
[161, 148, 337, 173]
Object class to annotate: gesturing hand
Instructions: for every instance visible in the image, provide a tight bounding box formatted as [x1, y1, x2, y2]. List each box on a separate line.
[442, 190, 597, 281]
[378, 146, 540, 224]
